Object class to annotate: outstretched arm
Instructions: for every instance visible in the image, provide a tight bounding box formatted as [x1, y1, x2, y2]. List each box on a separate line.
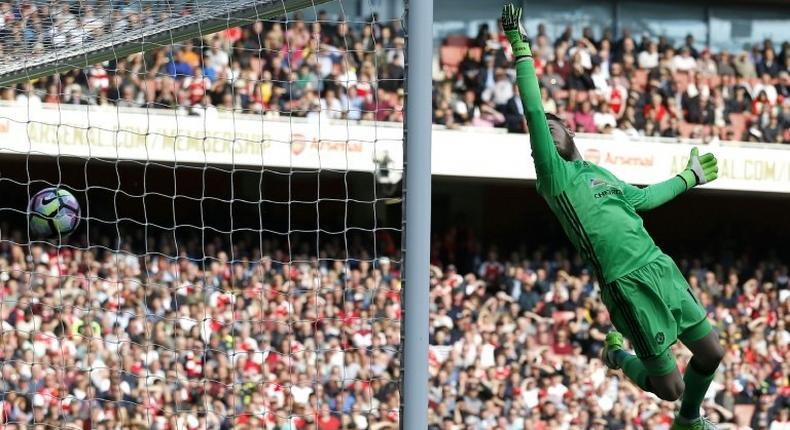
[624, 147, 719, 211]
[502, 5, 567, 191]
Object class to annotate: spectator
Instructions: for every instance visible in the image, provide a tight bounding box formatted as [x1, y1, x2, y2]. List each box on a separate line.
[682, 33, 701, 59]
[320, 88, 343, 119]
[697, 49, 718, 76]
[3, 6, 789, 147]
[674, 46, 697, 72]
[734, 51, 758, 79]
[754, 73, 779, 105]
[574, 100, 596, 133]
[115, 85, 139, 108]
[761, 113, 783, 143]
[492, 69, 515, 112]
[637, 40, 659, 70]
[534, 34, 554, 63]
[538, 62, 565, 95]
[757, 48, 781, 78]
[567, 60, 594, 91]
[541, 87, 557, 115]
[718, 50, 737, 76]
[593, 101, 617, 131]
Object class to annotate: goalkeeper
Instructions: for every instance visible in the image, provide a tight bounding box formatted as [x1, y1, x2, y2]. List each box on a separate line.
[501, 5, 724, 430]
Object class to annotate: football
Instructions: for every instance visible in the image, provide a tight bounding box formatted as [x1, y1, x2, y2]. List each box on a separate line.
[28, 187, 81, 238]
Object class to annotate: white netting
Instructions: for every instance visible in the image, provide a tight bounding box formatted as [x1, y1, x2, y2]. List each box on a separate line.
[0, 1, 405, 429]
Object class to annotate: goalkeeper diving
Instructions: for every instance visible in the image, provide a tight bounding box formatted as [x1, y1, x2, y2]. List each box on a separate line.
[501, 4, 724, 430]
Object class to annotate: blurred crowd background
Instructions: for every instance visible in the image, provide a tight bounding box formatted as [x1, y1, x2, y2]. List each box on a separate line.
[435, 24, 790, 143]
[0, 1, 789, 143]
[0, 227, 789, 429]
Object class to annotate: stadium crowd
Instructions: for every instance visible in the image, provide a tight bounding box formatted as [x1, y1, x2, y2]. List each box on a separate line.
[0, 2, 406, 124]
[436, 26, 790, 143]
[1, 2, 790, 143]
[0, 225, 788, 430]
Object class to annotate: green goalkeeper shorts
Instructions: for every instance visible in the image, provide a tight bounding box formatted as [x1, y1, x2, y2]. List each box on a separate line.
[601, 253, 711, 375]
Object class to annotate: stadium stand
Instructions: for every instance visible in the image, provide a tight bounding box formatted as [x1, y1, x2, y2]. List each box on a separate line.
[1, 229, 788, 429]
[1, 2, 788, 143]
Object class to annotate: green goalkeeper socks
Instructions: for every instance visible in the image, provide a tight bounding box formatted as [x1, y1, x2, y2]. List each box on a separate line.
[617, 350, 653, 392]
[678, 359, 715, 420]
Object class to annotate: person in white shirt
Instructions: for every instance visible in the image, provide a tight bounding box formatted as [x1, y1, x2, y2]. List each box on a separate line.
[319, 89, 343, 119]
[753, 73, 778, 104]
[568, 38, 596, 70]
[593, 102, 617, 131]
[638, 41, 660, 70]
[673, 47, 697, 72]
[15, 82, 42, 111]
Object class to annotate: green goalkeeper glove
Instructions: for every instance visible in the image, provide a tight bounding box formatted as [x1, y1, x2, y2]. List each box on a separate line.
[679, 147, 718, 189]
[501, 3, 532, 60]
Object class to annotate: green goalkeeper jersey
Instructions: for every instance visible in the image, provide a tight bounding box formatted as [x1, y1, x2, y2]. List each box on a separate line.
[515, 58, 688, 284]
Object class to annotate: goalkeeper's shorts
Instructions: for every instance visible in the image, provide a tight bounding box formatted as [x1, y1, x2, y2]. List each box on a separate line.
[601, 253, 711, 376]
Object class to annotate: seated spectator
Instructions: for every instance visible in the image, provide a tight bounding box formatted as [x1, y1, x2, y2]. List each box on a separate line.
[539, 62, 565, 95]
[644, 92, 669, 124]
[752, 91, 773, 117]
[488, 68, 514, 110]
[541, 87, 557, 115]
[638, 40, 660, 70]
[727, 86, 752, 114]
[320, 89, 343, 119]
[568, 37, 596, 71]
[777, 71, 790, 100]
[590, 63, 608, 91]
[593, 102, 617, 131]
[757, 48, 781, 78]
[567, 60, 594, 91]
[662, 116, 681, 138]
[478, 55, 497, 95]
[574, 100, 596, 133]
[534, 34, 554, 63]
[682, 33, 701, 59]
[673, 46, 697, 72]
[697, 49, 718, 76]
[734, 51, 757, 79]
[711, 92, 729, 127]
[753, 73, 779, 105]
[641, 120, 660, 137]
[472, 95, 505, 128]
[761, 113, 783, 143]
[717, 50, 736, 76]
[453, 89, 478, 125]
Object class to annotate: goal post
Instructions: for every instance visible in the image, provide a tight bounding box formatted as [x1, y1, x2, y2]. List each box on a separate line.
[401, 0, 432, 429]
[0, 0, 431, 428]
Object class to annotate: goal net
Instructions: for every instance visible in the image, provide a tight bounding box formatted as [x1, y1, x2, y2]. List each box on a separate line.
[0, 1, 406, 429]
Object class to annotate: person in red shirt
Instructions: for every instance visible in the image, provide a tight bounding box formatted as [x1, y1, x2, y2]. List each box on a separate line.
[315, 404, 341, 430]
[643, 92, 668, 123]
